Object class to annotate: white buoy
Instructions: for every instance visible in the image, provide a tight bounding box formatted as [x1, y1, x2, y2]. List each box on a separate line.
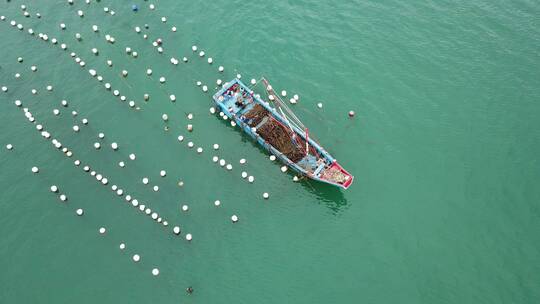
[169, 94, 176, 102]
[31, 65, 37, 72]
[173, 226, 181, 235]
[185, 234, 192, 241]
[50, 185, 58, 193]
[160, 170, 166, 177]
[94, 142, 101, 149]
[241, 171, 248, 179]
[118, 161, 125, 168]
[122, 70, 128, 77]
[281, 166, 288, 173]
[172, 26, 177, 32]
[142, 177, 149, 184]
[98, 133, 105, 139]
[226, 164, 232, 170]
[281, 90, 287, 97]
[161, 16, 167, 23]
[197, 147, 203, 153]
[239, 159, 246, 164]
[202, 85, 208, 92]
[129, 153, 136, 160]
[263, 192, 269, 199]
[61, 100, 68, 107]
[152, 268, 160, 276]
[159, 77, 166, 83]
[60, 194, 68, 202]
[162, 114, 169, 121]
[187, 113, 194, 120]
[92, 25, 99, 32]
[132, 254, 140, 262]
[248, 176, 255, 183]
[177, 135, 184, 142]
[153, 185, 159, 192]
[111, 142, 119, 150]
[317, 102, 323, 108]
[214, 200, 221, 207]
[270, 155, 276, 161]
[99, 227, 106, 234]
[6, 144, 13, 150]
[199, 51, 205, 57]
[212, 156, 219, 162]
[76, 208, 84, 216]
[182, 205, 189, 212]
[183, 57, 188, 62]
[231, 215, 239, 223]
[207, 57, 213, 64]
[192, 45, 198, 52]
[60, 23, 66, 30]
[146, 68, 152, 76]
[219, 159, 226, 166]
[31, 166, 39, 174]
[187, 125, 193, 132]
[119, 243, 126, 250]
[251, 79, 257, 85]
[77, 10, 84, 17]
[210, 107, 216, 114]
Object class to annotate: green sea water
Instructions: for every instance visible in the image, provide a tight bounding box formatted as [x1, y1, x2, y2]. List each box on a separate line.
[1, 0, 539, 303]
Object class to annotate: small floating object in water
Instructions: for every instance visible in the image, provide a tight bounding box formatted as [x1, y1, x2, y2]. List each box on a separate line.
[99, 227, 106, 234]
[213, 144, 219, 150]
[348, 110, 355, 117]
[50, 185, 59, 193]
[173, 226, 181, 235]
[197, 147, 203, 154]
[31, 166, 39, 173]
[92, 48, 98, 55]
[152, 268, 159, 276]
[182, 205, 189, 212]
[187, 125, 193, 132]
[214, 200, 221, 207]
[248, 176, 255, 183]
[132, 4, 138, 11]
[94, 142, 101, 149]
[119, 161, 125, 168]
[241, 171, 248, 178]
[160, 170, 166, 177]
[107, 60, 113, 67]
[192, 45, 198, 52]
[231, 215, 239, 223]
[202, 85, 208, 92]
[77, 10, 84, 17]
[269, 155, 276, 161]
[218, 66, 224, 72]
[169, 94, 176, 102]
[209, 107, 216, 114]
[187, 113, 193, 120]
[46, 85, 53, 91]
[281, 166, 287, 173]
[153, 185, 159, 192]
[162, 114, 168, 121]
[119, 243, 126, 250]
[281, 90, 287, 97]
[239, 159, 246, 164]
[132, 254, 141, 262]
[142, 177, 149, 184]
[17, 57, 23, 63]
[263, 192, 269, 199]
[31, 65, 37, 72]
[217, 79, 222, 85]
[73, 125, 80, 132]
[171, 26, 177, 32]
[60, 194, 68, 202]
[76, 208, 84, 216]
[185, 234, 192, 241]
[251, 79, 257, 85]
[144, 94, 150, 101]
[129, 153, 136, 160]
[111, 142, 119, 150]
[161, 17, 167, 23]
[1, 86, 7, 92]
[92, 25, 99, 32]
[317, 102, 323, 108]
[178, 181, 184, 187]
[236, 74, 242, 79]
[199, 51, 205, 57]
[122, 70, 128, 77]
[226, 164, 232, 170]
[159, 77, 166, 83]
[183, 57, 188, 62]
[207, 57, 213, 64]
[177, 135, 184, 142]
[98, 133, 105, 139]
[293, 176, 299, 182]
[212, 156, 218, 162]
[75, 33, 82, 40]
[293, 94, 300, 101]
[60, 23, 66, 30]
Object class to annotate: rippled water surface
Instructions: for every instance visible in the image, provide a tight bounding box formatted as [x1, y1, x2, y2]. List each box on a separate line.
[1, 0, 539, 303]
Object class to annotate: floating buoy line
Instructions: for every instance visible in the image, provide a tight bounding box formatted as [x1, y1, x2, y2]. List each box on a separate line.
[0, 1, 325, 289]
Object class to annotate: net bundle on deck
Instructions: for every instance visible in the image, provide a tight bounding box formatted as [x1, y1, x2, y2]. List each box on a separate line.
[245, 104, 306, 163]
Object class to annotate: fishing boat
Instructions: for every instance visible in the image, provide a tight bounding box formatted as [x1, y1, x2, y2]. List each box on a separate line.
[212, 78, 353, 189]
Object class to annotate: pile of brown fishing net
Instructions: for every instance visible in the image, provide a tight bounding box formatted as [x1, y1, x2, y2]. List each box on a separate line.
[245, 104, 305, 163]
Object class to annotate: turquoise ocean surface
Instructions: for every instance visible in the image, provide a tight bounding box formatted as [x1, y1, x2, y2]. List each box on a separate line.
[1, 0, 539, 303]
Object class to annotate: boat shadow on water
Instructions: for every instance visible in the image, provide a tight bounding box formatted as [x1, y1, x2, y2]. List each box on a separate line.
[216, 118, 349, 213]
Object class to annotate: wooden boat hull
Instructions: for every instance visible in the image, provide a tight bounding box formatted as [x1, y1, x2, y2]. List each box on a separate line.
[212, 79, 353, 189]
